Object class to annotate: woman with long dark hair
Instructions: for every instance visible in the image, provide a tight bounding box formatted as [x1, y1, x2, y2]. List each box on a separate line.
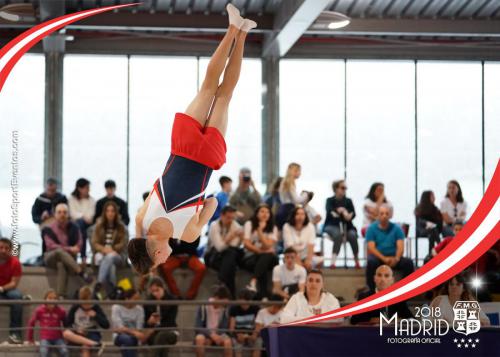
[282, 206, 316, 270]
[90, 201, 128, 298]
[242, 204, 279, 298]
[68, 178, 95, 265]
[430, 273, 490, 326]
[415, 190, 443, 253]
[362, 182, 393, 229]
[280, 270, 342, 324]
[440, 180, 467, 237]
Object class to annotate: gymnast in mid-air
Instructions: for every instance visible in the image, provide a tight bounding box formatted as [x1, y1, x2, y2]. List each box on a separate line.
[128, 4, 256, 274]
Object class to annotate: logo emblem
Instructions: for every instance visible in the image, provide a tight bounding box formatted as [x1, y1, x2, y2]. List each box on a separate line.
[452, 301, 481, 336]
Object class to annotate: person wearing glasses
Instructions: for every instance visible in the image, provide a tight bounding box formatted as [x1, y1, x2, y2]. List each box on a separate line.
[440, 180, 467, 237]
[323, 180, 359, 269]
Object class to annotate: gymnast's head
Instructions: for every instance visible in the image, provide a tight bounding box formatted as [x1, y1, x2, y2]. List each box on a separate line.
[128, 236, 170, 275]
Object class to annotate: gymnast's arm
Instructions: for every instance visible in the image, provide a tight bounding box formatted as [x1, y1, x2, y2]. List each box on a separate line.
[180, 197, 218, 243]
[135, 192, 152, 237]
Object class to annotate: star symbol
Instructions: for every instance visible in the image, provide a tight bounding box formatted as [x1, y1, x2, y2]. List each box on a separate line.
[475, 338, 480, 343]
[457, 344, 462, 348]
[454, 338, 458, 343]
[461, 339, 465, 343]
[468, 339, 472, 343]
[472, 344, 476, 348]
[465, 344, 469, 348]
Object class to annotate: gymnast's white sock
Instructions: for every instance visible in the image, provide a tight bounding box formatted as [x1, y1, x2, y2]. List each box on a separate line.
[226, 3, 244, 29]
[240, 18, 257, 32]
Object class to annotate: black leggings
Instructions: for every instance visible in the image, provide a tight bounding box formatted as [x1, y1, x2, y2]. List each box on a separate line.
[243, 253, 279, 298]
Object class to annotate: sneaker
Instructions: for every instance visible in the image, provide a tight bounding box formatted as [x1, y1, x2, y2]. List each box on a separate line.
[246, 280, 257, 292]
[330, 263, 336, 269]
[354, 260, 361, 269]
[8, 334, 22, 344]
[95, 342, 105, 357]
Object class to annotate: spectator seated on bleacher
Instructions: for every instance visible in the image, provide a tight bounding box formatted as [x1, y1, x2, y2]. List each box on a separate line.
[242, 204, 279, 299]
[272, 247, 306, 301]
[90, 200, 128, 299]
[415, 190, 443, 255]
[351, 265, 413, 325]
[430, 273, 490, 326]
[63, 286, 109, 357]
[31, 177, 68, 257]
[160, 237, 206, 300]
[208, 175, 233, 225]
[93, 179, 130, 226]
[112, 288, 146, 357]
[194, 285, 232, 357]
[283, 206, 317, 270]
[228, 289, 259, 357]
[365, 205, 414, 291]
[43, 203, 91, 297]
[68, 178, 96, 266]
[323, 179, 360, 269]
[143, 277, 179, 357]
[205, 205, 244, 297]
[26, 289, 68, 356]
[280, 269, 342, 324]
[229, 167, 262, 225]
[440, 180, 467, 237]
[430, 220, 463, 259]
[252, 294, 284, 357]
[0, 237, 23, 344]
[362, 182, 393, 232]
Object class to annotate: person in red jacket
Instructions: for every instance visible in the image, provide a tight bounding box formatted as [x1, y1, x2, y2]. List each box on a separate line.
[0, 237, 23, 344]
[27, 289, 68, 357]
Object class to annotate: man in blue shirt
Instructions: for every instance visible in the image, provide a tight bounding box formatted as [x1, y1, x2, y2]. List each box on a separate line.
[209, 176, 233, 224]
[365, 205, 414, 290]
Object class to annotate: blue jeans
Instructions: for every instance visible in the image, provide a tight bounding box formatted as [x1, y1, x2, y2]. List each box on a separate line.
[40, 338, 69, 357]
[323, 225, 359, 256]
[0, 289, 22, 337]
[75, 218, 91, 259]
[97, 253, 122, 286]
[115, 333, 138, 357]
[366, 255, 414, 291]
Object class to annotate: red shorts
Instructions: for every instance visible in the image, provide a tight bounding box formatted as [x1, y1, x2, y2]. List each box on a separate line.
[171, 112, 227, 170]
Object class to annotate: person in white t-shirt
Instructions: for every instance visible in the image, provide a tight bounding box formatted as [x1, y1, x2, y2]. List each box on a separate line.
[362, 182, 393, 230]
[205, 205, 244, 297]
[282, 206, 316, 269]
[242, 204, 279, 298]
[280, 269, 342, 324]
[440, 180, 468, 237]
[251, 294, 284, 357]
[272, 247, 307, 300]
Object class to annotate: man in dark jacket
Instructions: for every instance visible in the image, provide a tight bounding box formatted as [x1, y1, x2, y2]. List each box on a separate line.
[93, 180, 130, 225]
[32, 178, 68, 255]
[350, 265, 413, 325]
[159, 237, 206, 300]
[143, 278, 178, 357]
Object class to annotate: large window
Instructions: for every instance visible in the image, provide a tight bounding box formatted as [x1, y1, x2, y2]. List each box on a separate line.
[0, 54, 45, 261]
[346, 60, 415, 230]
[280, 60, 345, 215]
[417, 62, 483, 218]
[63, 55, 128, 202]
[484, 62, 500, 189]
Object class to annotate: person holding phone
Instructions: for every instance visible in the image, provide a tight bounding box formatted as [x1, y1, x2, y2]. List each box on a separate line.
[229, 167, 262, 225]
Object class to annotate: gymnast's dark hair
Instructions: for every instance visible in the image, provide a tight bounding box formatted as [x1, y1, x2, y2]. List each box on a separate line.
[128, 238, 153, 275]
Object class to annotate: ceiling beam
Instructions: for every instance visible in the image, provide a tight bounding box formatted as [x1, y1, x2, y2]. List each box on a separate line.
[262, 0, 332, 58]
[305, 18, 500, 38]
